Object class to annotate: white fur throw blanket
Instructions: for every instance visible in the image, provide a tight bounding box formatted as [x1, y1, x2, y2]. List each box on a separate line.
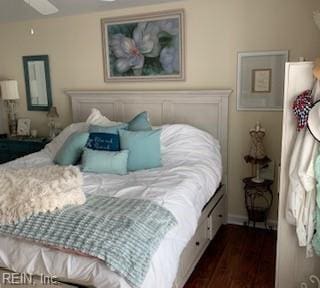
[0, 165, 85, 224]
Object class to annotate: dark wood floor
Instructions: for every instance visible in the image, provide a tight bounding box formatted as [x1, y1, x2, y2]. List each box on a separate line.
[184, 224, 277, 288]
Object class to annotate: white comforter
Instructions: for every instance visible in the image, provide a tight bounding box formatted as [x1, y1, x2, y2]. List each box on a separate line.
[0, 124, 222, 288]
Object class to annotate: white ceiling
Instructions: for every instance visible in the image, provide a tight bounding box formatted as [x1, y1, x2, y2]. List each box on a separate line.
[0, 0, 181, 23]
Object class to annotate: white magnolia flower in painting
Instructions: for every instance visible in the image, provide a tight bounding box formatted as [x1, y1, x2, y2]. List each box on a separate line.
[158, 19, 180, 36]
[133, 22, 161, 58]
[109, 34, 144, 74]
[160, 36, 180, 74]
[158, 19, 180, 73]
[110, 18, 180, 75]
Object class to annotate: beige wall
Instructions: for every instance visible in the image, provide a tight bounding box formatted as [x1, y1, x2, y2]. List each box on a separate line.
[0, 0, 320, 221]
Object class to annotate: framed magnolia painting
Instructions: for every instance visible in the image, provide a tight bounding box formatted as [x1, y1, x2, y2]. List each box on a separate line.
[237, 50, 288, 111]
[101, 10, 185, 82]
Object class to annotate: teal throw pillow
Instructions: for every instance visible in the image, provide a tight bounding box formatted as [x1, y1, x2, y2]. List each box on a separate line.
[89, 123, 128, 135]
[119, 129, 161, 171]
[54, 132, 89, 166]
[128, 111, 152, 131]
[82, 148, 129, 175]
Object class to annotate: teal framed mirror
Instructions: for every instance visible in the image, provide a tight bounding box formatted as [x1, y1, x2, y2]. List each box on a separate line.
[23, 55, 52, 111]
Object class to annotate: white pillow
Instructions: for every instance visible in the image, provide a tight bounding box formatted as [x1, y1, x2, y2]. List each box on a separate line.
[45, 122, 89, 158]
[86, 108, 121, 127]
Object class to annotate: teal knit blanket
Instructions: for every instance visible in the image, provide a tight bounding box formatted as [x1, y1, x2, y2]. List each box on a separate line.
[313, 155, 320, 255]
[0, 195, 177, 288]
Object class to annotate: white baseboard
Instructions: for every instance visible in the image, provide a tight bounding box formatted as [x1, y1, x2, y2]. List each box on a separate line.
[227, 214, 278, 230]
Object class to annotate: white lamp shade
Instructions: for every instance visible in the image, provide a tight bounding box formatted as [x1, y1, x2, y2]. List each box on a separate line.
[0, 80, 20, 100]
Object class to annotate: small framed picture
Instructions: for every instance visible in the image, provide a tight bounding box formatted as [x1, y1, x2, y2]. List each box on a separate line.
[252, 69, 272, 93]
[237, 50, 288, 111]
[17, 118, 31, 136]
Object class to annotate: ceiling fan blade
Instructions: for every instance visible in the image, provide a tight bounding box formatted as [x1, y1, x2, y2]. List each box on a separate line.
[24, 0, 58, 15]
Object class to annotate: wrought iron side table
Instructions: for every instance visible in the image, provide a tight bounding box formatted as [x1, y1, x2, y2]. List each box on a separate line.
[242, 177, 273, 229]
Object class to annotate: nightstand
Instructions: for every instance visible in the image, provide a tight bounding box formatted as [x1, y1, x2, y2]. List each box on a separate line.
[243, 177, 273, 229]
[0, 137, 49, 164]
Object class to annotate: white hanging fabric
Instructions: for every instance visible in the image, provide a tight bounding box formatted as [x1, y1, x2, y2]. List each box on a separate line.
[286, 80, 320, 257]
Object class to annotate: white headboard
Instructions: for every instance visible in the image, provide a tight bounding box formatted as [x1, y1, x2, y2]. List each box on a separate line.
[65, 89, 231, 181]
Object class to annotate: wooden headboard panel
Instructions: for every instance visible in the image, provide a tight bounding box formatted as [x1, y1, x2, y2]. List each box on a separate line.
[65, 89, 231, 180]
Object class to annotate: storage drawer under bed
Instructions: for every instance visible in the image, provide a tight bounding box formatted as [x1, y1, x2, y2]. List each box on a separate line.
[179, 216, 210, 276]
[175, 188, 225, 288]
[208, 194, 225, 240]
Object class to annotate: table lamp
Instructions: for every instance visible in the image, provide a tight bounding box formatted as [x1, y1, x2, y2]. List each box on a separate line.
[47, 106, 59, 139]
[0, 80, 20, 136]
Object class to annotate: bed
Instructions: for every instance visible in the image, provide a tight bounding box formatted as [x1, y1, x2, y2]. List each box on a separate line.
[0, 89, 231, 288]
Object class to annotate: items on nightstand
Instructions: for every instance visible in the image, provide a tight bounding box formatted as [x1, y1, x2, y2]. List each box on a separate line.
[31, 129, 38, 138]
[47, 106, 59, 140]
[17, 118, 31, 136]
[244, 122, 270, 183]
[0, 80, 20, 136]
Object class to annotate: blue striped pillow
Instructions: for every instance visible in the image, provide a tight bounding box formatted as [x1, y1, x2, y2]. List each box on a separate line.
[82, 148, 128, 175]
